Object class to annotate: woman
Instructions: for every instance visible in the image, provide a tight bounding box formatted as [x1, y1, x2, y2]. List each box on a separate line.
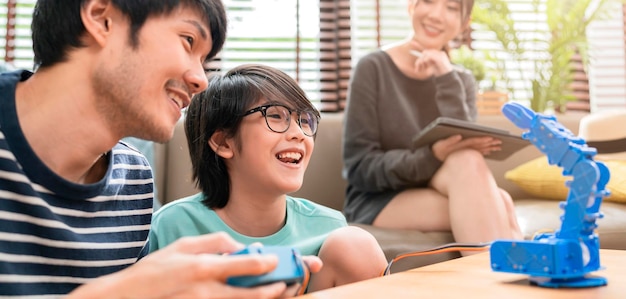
[342, 0, 522, 254]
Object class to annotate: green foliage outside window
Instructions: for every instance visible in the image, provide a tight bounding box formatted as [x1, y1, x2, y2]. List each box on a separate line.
[471, 0, 619, 112]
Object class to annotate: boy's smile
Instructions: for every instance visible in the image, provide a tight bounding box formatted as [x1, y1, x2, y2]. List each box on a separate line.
[277, 151, 304, 164]
[227, 104, 314, 196]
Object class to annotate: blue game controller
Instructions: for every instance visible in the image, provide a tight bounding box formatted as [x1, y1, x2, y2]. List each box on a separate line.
[226, 245, 307, 287]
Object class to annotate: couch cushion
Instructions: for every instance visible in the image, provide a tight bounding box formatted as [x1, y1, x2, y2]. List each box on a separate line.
[514, 199, 626, 249]
[506, 157, 626, 203]
[350, 223, 460, 273]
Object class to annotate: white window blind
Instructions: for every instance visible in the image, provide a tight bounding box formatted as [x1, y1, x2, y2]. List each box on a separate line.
[1, 0, 35, 70]
[1, 0, 349, 111]
[3, 1, 624, 112]
[472, 0, 625, 112]
[211, 0, 324, 109]
[350, 0, 557, 105]
[351, 0, 410, 65]
[351, 0, 626, 112]
[587, 1, 626, 112]
[0, 2, 5, 62]
[471, 0, 548, 105]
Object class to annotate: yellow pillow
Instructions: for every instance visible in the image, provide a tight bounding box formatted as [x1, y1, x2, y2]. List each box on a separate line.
[505, 157, 626, 203]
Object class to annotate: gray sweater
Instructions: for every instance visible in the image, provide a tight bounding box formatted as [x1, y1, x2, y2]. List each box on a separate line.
[342, 50, 477, 223]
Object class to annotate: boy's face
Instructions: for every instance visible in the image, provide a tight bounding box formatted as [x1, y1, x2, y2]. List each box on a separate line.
[92, 6, 213, 142]
[226, 100, 315, 197]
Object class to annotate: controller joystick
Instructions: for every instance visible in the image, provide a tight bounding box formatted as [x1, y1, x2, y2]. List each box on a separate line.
[226, 245, 306, 287]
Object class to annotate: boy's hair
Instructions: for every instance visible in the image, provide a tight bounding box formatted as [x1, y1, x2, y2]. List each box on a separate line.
[184, 64, 319, 209]
[31, 0, 227, 69]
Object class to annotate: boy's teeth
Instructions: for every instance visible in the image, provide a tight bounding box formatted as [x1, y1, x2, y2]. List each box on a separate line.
[278, 152, 302, 160]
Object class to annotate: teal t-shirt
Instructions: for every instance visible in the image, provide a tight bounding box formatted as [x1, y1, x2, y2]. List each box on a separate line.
[148, 193, 347, 256]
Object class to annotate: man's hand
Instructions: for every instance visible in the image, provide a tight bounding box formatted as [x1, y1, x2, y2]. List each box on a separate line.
[432, 135, 502, 161]
[67, 232, 289, 299]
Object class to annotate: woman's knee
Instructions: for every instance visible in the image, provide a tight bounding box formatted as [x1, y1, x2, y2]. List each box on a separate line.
[434, 149, 491, 187]
[445, 149, 488, 171]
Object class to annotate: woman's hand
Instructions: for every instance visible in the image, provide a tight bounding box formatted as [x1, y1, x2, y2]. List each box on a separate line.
[412, 49, 454, 79]
[431, 135, 502, 161]
[408, 37, 455, 79]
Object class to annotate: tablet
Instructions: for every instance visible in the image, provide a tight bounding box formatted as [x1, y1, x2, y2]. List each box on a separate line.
[412, 117, 530, 161]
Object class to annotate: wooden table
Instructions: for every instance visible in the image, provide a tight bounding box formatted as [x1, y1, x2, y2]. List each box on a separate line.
[298, 249, 626, 299]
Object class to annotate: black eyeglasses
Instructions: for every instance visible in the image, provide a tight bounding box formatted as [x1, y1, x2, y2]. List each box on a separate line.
[243, 104, 319, 137]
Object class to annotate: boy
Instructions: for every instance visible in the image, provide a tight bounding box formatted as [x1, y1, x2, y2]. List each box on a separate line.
[148, 64, 387, 294]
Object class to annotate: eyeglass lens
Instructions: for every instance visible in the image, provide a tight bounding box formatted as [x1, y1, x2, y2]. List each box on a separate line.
[265, 105, 317, 136]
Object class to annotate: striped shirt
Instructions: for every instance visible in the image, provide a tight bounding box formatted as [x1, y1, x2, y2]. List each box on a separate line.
[0, 71, 154, 297]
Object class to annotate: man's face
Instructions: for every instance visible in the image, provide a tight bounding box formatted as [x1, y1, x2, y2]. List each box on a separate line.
[92, 6, 214, 142]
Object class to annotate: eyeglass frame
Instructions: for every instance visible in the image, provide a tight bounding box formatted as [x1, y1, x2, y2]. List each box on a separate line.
[242, 103, 320, 137]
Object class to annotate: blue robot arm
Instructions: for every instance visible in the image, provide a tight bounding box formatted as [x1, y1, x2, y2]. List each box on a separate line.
[490, 102, 610, 288]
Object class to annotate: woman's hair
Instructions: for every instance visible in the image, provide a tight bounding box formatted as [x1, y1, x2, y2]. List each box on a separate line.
[31, 0, 227, 69]
[184, 64, 319, 209]
[459, 0, 474, 25]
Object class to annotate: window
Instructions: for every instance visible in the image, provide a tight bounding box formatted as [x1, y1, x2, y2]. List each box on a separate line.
[210, 0, 324, 109]
[351, 1, 411, 64]
[1, 0, 35, 70]
[1, 0, 347, 111]
[3, 0, 625, 112]
[469, 0, 626, 112]
[587, 1, 626, 111]
[208, 0, 350, 112]
[350, 0, 626, 113]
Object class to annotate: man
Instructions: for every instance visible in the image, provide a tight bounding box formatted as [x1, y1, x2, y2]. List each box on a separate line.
[0, 0, 319, 297]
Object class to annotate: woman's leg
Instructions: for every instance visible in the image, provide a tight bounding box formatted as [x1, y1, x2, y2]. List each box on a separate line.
[373, 188, 451, 231]
[498, 187, 523, 240]
[373, 149, 521, 255]
[307, 226, 387, 292]
[429, 149, 522, 249]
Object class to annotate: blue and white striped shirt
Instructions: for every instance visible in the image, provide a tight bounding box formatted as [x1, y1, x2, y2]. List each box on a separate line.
[0, 71, 154, 297]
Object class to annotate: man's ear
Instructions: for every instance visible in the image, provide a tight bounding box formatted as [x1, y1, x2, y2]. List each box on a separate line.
[209, 131, 234, 159]
[81, 0, 115, 47]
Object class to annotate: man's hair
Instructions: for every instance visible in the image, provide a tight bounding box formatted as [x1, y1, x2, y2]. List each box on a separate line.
[31, 0, 227, 69]
[184, 64, 319, 209]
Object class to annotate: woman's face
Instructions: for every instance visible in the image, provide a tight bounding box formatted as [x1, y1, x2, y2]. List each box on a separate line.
[409, 0, 465, 50]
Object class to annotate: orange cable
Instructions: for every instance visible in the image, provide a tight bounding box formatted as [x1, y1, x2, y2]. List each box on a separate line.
[379, 243, 491, 276]
[297, 262, 311, 296]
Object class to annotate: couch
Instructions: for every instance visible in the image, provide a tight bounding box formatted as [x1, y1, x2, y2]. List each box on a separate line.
[153, 112, 626, 272]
